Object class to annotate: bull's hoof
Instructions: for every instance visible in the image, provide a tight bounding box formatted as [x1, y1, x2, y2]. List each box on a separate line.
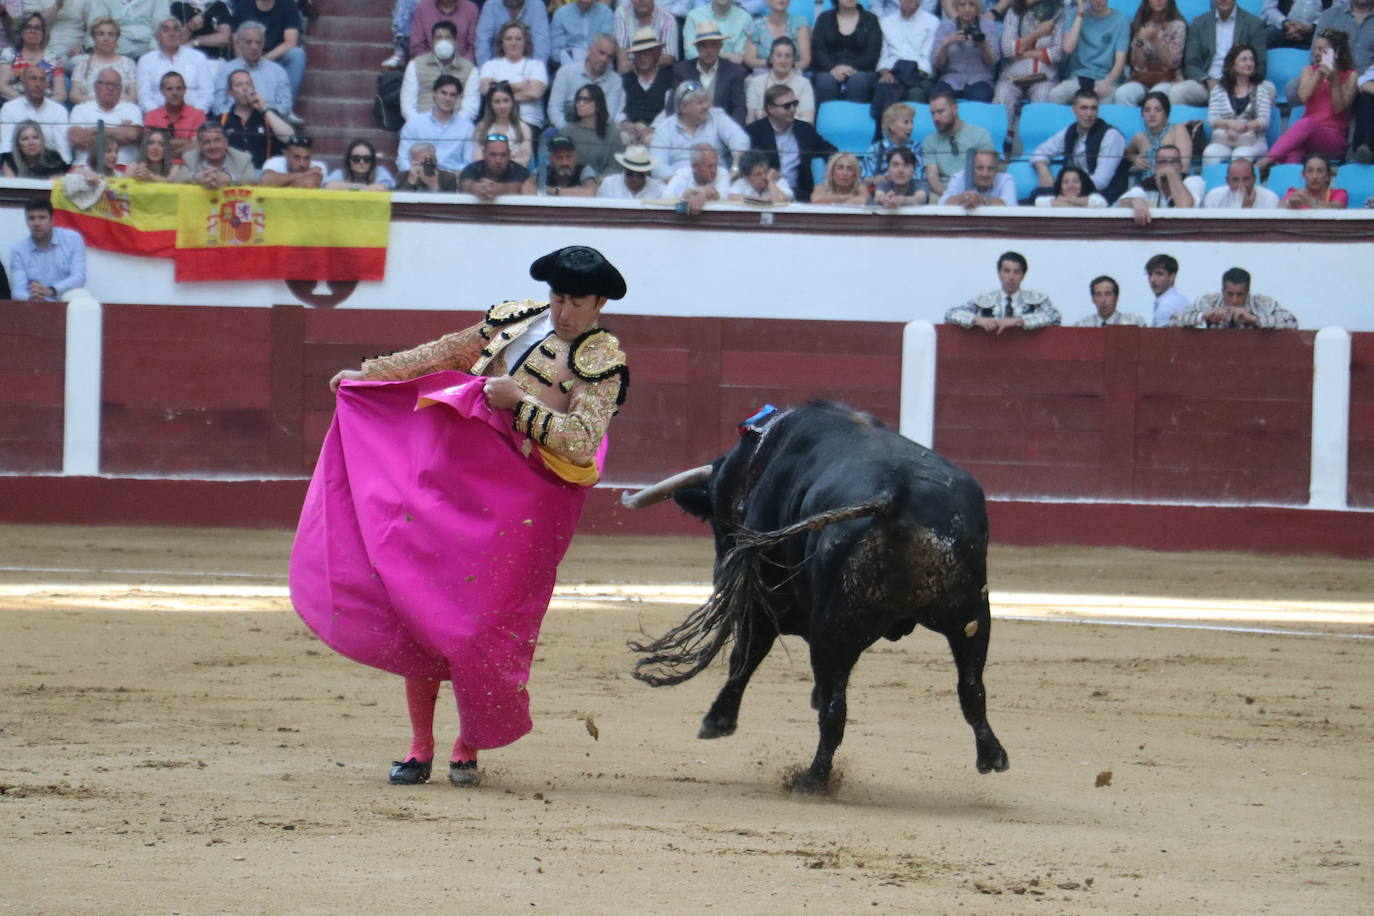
[976, 746, 1010, 774]
[697, 715, 737, 739]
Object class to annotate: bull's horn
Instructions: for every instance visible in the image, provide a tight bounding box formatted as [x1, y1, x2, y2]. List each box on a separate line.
[621, 465, 712, 509]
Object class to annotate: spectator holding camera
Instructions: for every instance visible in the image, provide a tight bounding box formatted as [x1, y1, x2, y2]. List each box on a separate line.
[396, 141, 460, 191]
[931, 0, 1001, 103]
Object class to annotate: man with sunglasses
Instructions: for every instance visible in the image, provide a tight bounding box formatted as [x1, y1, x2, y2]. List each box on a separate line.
[744, 85, 834, 202]
[459, 132, 536, 200]
[260, 134, 323, 188]
[547, 33, 625, 129]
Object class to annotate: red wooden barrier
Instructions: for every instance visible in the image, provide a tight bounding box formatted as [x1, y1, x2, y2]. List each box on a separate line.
[0, 300, 65, 473]
[1350, 333, 1374, 509]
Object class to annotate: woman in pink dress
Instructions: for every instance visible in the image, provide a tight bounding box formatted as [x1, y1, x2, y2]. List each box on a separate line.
[293, 247, 629, 788]
[1258, 30, 1357, 171]
[1279, 153, 1349, 209]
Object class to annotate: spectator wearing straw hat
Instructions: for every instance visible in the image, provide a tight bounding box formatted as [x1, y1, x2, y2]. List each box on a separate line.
[672, 19, 749, 124]
[685, 0, 753, 63]
[596, 144, 666, 198]
[621, 28, 674, 144]
[614, 0, 679, 73]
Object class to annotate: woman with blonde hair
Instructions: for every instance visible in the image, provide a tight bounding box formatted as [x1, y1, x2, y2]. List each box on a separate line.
[461, 20, 548, 130]
[0, 119, 68, 178]
[810, 151, 869, 204]
[68, 17, 138, 105]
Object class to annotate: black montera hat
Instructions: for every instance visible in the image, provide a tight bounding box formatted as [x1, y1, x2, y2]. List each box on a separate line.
[529, 246, 627, 301]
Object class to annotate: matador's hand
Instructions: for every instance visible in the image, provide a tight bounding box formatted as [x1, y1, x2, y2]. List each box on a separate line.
[483, 375, 524, 410]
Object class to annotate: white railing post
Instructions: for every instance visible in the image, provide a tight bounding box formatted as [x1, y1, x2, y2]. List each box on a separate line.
[1309, 326, 1351, 509]
[900, 320, 936, 448]
[62, 296, 102, 476]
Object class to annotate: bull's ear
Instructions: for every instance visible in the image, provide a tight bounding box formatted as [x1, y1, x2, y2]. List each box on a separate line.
[672, 487, 713, 521]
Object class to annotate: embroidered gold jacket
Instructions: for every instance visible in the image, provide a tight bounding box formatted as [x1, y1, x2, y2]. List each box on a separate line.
[360, 300, 628, 467]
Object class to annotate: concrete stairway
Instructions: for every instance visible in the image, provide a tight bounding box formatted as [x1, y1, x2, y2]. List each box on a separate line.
[295, 0, 397, 170]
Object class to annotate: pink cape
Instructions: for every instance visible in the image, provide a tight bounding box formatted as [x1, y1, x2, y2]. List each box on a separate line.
[289, 372, 604, 750]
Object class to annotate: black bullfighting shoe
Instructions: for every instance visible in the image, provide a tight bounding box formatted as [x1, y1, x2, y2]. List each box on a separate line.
[448, 760, 480, 787]
[388, 758, 433, 785]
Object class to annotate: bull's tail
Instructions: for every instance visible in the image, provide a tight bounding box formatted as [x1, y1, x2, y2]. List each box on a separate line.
[628, 496, 891, 687]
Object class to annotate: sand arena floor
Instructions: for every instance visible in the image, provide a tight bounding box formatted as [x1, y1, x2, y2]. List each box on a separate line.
[1, 525, 1371, 914]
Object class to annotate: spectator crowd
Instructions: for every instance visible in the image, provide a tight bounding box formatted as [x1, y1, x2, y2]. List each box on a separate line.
[0, 0, 1370, 210]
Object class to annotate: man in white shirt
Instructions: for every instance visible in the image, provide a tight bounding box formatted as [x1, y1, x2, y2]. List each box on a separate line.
[596, 145, 665, 199]
[1116, 144, 1205, 225]
[1072, 275, 1147, 326]
[0, 67, 71, 162]
[69, 68, 145, 166]
[664, 142, 731, 212]
[260, 135, 324, 188]
[137, 16, 214, 113]
[1030, 88, 1126, 200]
[940, 148, 1018, 206]
[872, 0, 941, 115]
[649, 82, 750, 179]
[1202, 158, 1279, 208]
[1144, 253, 1191, 328]
[547, 33, 625, 129]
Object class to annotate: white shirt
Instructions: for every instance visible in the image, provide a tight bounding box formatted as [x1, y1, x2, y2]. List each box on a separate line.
[262, 154, 325, 177]
[1150, 286, 1191, 327]
[596, 172, 665, 199]
[1029, 122, 1126, 196]
[1203, 184, 1280, 209]
[728, 175, 794, 200]
[68, 99, 145, 165]
[665, 163, 732, 197]
[877, 9, 941, 73]
[1209, 11, 1238, 80]
[0, 96, 72, 162]
[136, 45, 214, 113]
[459, 57, 550, 127]
[939, 168, 1018, 205]
[1117, 175, 1206, 207]
[649, 109, 751, 179]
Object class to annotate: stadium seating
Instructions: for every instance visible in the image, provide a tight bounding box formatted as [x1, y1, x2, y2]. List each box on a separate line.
[956, 100, 1009, 151]
[910, 102, 937, 145]
[1176, 0, 1212, 23]
[816, 101, 877, 154]
[1264, 162, 1303, 195]
[1334, 163, 1374, 207]
[1005, 159, 1039, 203]
[1271, 105, 1301, 148]
[1201, 161, 1230, 191]
[1267, 48, 1308, 104]
[1236, 0, 1264, 13]
[1170, 104, 1210, 141]
[1099, 103, 1143, 140]
[790, 0, 816, 26]
[1017, 103, 1076, 153]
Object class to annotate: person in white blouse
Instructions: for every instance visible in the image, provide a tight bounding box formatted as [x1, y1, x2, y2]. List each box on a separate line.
[460, 20, 548, 129]
[135, 16, 213, 113]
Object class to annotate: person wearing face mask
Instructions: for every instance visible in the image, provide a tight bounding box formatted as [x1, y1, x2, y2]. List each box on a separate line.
[401, 20, 475, 123]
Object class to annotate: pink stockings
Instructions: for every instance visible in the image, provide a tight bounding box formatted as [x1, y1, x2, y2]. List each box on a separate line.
[403, 677, 478, 763]
[1267, 117, 1349, 163]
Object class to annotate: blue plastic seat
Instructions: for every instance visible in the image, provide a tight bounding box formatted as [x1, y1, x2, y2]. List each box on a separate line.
[1099, 103, 1143, 140]
[1108, 0, 1140, 16]
[1005, 159, 1039, 203]
[1201, 161, 1230, 191]
[1264, 162, 1303, 195]
[816, 101, 877, 155]
[1169, 103, 1210, 141]
[1334, 163, 1374, 207]
[1270, 104, 1301, 148]
[1176, 0, 1212, 22]
[955, 100, 1009, 151]
[1017, 102, 1076, 154]
[789, 0, 816, 26]
[1236, 0, 1264, 13]
[1267, 48, 1308, 104]
[909, 102, 936, 147]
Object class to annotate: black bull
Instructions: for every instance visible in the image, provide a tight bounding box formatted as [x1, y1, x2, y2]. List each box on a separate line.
[622, 402, 1009, 792]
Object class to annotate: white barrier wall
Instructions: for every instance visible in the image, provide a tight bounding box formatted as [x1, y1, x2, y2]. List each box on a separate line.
[1, 198, 1370, 331]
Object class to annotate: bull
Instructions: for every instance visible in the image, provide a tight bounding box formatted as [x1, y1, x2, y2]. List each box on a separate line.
[622, 402, 1009, 793]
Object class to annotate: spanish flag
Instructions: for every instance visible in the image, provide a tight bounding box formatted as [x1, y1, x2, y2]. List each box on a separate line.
[52, 178, 180, 258]
[173, 186, 390, 282]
